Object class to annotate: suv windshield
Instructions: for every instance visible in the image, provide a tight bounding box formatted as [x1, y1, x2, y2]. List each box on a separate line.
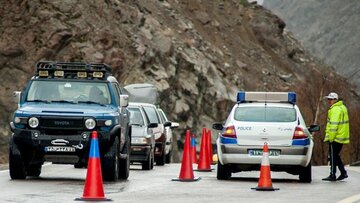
[234, 106, 296, 122]
[27, 80, 111, 105]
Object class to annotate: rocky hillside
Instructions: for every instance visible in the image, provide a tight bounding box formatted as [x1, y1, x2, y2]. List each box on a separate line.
[1, 0, 359, 164]
[263, 0, 360, 91]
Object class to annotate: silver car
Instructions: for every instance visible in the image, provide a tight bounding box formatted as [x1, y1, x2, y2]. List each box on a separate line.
[213, 92, 320, 182]
[129, 103, 158, 170]
[157, 108, 179, 163]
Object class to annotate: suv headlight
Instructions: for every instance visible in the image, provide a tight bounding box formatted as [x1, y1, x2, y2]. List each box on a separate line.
[28, 117, 39, 128]
[85, 118, 96, 130]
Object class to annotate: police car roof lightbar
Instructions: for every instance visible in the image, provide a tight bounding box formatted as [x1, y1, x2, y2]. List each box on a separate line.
[35, 61, 112, 79]
[237, 91, 296, 104]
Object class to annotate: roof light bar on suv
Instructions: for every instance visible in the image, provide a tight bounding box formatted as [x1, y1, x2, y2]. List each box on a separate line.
[35, 61, 112, 79]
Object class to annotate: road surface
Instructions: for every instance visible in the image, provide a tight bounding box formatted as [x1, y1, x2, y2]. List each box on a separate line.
[0, 163, 359, 203]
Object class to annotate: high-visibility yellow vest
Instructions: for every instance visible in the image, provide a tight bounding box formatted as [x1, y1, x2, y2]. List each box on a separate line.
[324, 100, 350, 144]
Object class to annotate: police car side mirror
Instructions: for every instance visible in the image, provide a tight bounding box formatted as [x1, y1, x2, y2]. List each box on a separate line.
[13, 91, 22, 106]
[120, 94, 129, 107]
[308, 124, 320, 133]
[213, 123, 223, 131]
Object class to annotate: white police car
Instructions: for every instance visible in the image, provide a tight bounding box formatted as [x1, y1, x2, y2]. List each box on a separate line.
[213, 92, 320, 182]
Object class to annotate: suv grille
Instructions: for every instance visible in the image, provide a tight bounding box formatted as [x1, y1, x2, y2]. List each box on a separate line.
[40, 117, 84, 130]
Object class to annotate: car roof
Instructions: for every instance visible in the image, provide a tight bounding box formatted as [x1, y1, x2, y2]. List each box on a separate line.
[129, 102, 157, 108]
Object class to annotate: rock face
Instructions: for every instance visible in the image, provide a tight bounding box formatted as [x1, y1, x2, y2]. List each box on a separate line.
[0, 0, 358, 164]
[263, 0, 360, 91]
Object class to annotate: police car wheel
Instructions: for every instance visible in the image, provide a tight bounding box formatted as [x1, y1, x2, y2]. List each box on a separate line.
[299, 162, 312, 183]
[9, 139, 26, 180]
[217, 161, 231, 180]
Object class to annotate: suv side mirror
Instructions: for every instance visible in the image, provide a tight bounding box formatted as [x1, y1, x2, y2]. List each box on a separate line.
[213, 123, 224, 130]
[308, 124, 320, 133]
[13, 91, 22, 106]
[120, 94, 129, 107]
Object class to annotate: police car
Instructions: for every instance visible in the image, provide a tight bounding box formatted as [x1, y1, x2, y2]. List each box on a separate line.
[213, 92, 320, 182]
[10, 61, 131, 181]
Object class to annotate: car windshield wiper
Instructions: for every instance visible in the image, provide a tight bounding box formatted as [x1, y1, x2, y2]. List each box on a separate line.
[27, 99, 50, 103]
[51, 100, 77, 104]
[78, 100, 106, 106]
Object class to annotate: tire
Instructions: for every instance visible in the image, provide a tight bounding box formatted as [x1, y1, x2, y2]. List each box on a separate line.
[217, 161, 231, 180]
[102, 136, 119, 182]
[9, 139, 26, 180]
[118, 134, 130, 180]
[299, 162, 312, 183]
[150, 151, 154, 170]
[165, 150, 171, 164]
[142, 150, 153, 170]
[156, 148, 166, 166]
[27, 164, 42, 177]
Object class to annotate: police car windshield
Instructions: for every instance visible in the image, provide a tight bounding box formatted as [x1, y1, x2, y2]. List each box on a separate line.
[234, 106, 296, 122]
[26, 80, 111, 105]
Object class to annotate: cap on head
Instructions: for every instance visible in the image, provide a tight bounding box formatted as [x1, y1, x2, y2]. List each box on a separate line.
[325, 92, 338, 100]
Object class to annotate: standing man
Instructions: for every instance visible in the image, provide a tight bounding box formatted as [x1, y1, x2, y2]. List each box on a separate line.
[322, 92, 350, 181]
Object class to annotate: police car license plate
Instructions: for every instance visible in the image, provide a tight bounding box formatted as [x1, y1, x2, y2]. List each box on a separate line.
[248, 149, 280, 156]
[45, 146, 76, 152]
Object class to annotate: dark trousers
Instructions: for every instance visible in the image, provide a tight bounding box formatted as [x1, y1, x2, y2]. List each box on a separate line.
[328, 142, 347, 176]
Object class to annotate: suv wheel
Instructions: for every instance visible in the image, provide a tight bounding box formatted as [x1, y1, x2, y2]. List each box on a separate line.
[299, 162, 312, 183]
[27, 164, 42, 177]
[102, 136, 119, 181]
[217, 161, 231, 180]
[9, 138, 26, 180]
[118, 134, 130, 180]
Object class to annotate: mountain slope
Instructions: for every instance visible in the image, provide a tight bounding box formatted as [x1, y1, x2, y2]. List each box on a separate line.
[264, 0, 360, 90]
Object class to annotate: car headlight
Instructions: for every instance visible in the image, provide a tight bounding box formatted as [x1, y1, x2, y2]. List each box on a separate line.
[85, 118, 96, 130]
[131, 137, 148, 144]
[28, 117, 39, 128]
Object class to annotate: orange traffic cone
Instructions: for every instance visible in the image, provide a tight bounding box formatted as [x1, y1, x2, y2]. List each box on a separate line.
[196, 128, 212, 171]
[191, 133, 198, 164]
[75, 131, 111, 201]
[252, 143, 279, 191]
[207, 129, 214, 164]
[172, 130, 200, 181]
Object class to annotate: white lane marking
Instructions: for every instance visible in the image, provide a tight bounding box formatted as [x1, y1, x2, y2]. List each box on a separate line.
[337, 194, 360, 203]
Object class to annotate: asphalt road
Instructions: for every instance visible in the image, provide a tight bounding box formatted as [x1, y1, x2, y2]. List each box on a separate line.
[0, 163, 359, 203]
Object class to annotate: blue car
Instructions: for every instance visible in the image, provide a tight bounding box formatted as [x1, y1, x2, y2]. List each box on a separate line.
[9, 61, 131, 181]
